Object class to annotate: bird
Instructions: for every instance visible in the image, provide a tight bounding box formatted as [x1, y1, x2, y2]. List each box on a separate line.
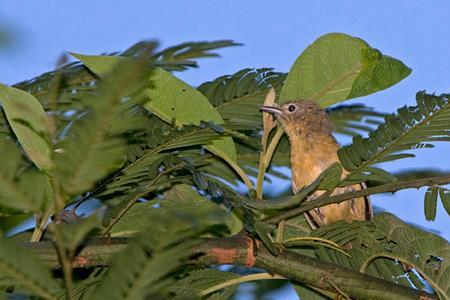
[261, 100, 372, 229]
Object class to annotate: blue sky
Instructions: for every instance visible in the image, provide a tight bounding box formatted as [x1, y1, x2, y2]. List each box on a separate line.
[1, 2, 449, 297]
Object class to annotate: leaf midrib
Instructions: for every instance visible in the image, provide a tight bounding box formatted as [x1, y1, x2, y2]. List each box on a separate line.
[311, 63, 361, 102]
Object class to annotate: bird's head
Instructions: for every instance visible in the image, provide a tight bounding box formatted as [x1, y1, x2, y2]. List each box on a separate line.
[260, 100, 333, 138]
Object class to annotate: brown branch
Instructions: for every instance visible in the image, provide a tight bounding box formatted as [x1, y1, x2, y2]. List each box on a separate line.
[22, 236, 436, 300]
[263, 175, 450, 224]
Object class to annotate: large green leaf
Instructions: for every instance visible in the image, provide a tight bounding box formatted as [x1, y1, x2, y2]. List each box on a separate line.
[0, 84, 52, 171]
[70, 53, 237, 162]
[279, 33, 411, 107]
[144, 67, 236, 161]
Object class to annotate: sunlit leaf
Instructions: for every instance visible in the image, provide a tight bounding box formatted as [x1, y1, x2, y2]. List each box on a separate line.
[71, 53, 237, 163]
[0, 84, 52, 171]
[280, 33, 411, 107]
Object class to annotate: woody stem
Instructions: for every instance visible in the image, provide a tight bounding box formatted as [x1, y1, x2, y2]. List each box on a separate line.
[22, 235, 435, 300]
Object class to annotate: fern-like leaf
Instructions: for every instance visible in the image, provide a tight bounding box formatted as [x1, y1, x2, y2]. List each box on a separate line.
[198, 68, 286, 130]
[152, 40, 241, 71]
[5, 40, 238, 147]
[0, 238, 60, 299]
[54, 58, 152, 197]
[171, 268, 240, 298]
[312, 213, 450, 297]
[327, 104, 385, 136]
[93, 194, 225, 300]
[96, 125, 226, 197]
[338, 92, 450, 183]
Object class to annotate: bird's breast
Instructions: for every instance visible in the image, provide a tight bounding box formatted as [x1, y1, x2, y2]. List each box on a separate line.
[289, 136, 340, 193]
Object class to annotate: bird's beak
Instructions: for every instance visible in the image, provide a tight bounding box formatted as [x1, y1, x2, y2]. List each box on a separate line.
[260, 105, 282, 115]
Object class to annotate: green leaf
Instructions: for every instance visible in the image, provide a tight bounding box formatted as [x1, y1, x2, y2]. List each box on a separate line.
[0, 84, 52, 171]
[93, 220, 200, 300]
[317, 163, 343, 191]
[70, 53, 237, 163]
[111, 184, 242, 237]
[144, 67, 237, 161]
[55, 55, 153, 197]
[424, 187, 438, 221]
[0, 138, 49, 211]
[439, 188, 450, 216]
[313, 213, 450, 297]
[279, 33, 411, 107]
[243, 163, 340, 211]
[54, 215, 98, 251]
[0, 238, 60, 299]
[171, 269, 239, 298]
[152, 39, 241, 72]
[254, 221, 278, 255]
[198, 68, 286, 130]
[70, 53, 130, 76]
[293, 283, 332, 300]
[338, 92, 450, 185]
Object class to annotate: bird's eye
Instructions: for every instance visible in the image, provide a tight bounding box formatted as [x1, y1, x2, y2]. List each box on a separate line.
[288, 105, 296, 112]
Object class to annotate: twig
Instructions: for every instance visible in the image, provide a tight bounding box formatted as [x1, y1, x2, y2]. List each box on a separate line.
[263, 175, 450, 224]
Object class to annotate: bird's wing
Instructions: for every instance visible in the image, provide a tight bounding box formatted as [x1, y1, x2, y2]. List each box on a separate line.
[304, 182, 372, 229]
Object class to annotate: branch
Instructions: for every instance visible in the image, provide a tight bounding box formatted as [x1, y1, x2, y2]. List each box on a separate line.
[22, 236, 436, 300]
[263, 175, 450, 224]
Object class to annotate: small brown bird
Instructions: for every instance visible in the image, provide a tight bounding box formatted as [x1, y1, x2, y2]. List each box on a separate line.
[261, 100, 372, 229]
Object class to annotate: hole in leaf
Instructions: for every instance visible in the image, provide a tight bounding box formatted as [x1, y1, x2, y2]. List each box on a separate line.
[425, 255, 442, 270]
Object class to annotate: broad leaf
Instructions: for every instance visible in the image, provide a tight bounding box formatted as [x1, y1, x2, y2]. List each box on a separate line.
[279, 33, 411, 107]
[71, 53, 237, 163]
[0, 84, 52, 171]
[144, 67, 237, 161]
